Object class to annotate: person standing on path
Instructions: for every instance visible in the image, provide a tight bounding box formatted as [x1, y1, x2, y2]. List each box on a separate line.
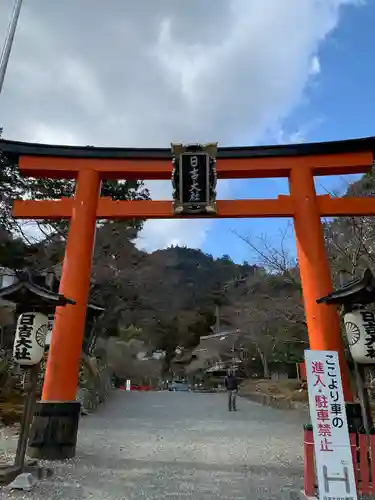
[224, 370, 238, 411]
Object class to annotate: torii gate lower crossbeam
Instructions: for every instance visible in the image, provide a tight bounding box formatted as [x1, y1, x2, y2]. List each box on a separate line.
[3, 136, 374, 459]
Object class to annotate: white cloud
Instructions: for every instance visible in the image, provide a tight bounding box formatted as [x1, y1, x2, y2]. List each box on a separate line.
[138, 179, 232, 251]
[0, 0, 364, 251]
[27, 122, 85, 146]
[138, 218, 208, 251]
[60, 57, 106, 115]
[310, 56, 321, 75]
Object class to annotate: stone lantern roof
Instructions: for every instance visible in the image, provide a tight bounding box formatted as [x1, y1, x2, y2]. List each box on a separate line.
[0, 271, 75, 312]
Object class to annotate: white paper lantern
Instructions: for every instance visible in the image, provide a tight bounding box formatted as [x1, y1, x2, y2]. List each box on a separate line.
[13, 312, 49, 366]
[344, 309, 375, 364]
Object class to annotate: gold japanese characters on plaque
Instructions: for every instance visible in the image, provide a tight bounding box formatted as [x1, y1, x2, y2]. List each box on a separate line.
[171, 142, 218, 215]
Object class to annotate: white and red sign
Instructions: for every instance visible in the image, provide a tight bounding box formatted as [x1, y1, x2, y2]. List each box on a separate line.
[305, 350, 357, 500]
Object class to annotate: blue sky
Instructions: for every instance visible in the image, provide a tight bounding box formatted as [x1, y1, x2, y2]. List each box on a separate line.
[202, 2, 375, 264]
[1, 1, 373, 260]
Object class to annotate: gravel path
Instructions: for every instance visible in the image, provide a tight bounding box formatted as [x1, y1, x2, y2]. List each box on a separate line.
[0, 391, 308, 500]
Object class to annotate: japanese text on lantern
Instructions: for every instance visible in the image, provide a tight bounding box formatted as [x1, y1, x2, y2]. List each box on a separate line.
[362, 311, 375, 359]
[14, 312, 35, 361]
[312, 353, 343, 453]
[13, 312, 49, 366]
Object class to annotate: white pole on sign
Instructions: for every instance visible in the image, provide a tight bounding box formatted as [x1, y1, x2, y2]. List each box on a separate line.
[126, 379, 131, 391]
[305, 350, 358, 500]
[0, 0, 24, 94]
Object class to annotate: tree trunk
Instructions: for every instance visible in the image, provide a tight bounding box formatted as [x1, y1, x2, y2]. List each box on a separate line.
[241, 352, 252, 378]
[256, 345, 270, 379]
[263, 356, 270, 379]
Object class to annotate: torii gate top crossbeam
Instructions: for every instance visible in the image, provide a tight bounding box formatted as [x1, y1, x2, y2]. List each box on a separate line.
[2, 136, 375, 220]
[1, 137, 374, 180]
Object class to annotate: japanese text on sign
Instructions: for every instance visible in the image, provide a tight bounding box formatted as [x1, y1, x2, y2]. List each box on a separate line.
[180, 152, 209, 206]
[188, 156, 201, 202]
[305, 350, 357, 500]
[311, 355, 344, 453]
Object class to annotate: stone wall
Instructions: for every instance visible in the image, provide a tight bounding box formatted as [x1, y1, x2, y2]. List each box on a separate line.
[239, 391, 308, 411]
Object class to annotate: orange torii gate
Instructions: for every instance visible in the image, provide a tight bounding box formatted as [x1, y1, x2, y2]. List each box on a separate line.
[1, 136, 375, 459]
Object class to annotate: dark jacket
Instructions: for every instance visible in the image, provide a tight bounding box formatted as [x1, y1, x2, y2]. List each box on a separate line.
[224, 375, 238, 391]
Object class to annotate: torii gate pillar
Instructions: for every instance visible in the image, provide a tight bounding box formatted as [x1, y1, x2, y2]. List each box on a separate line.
[28, 168, 100, 460]
[290, 166, 352, 400]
